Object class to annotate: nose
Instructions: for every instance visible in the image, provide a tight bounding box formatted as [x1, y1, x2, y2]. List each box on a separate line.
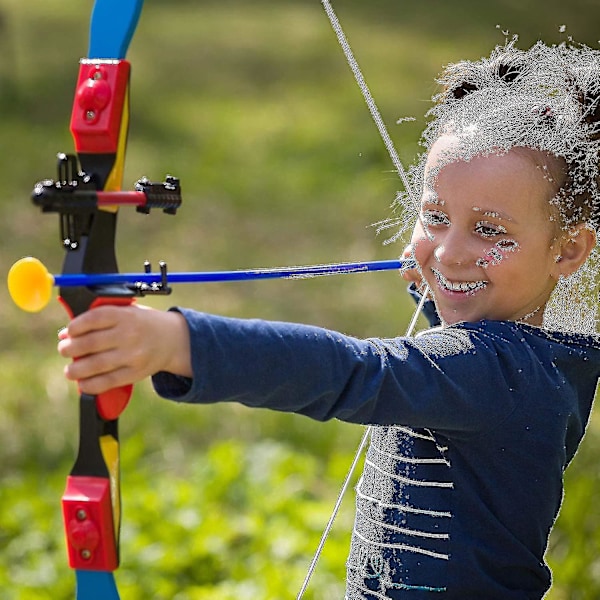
[432, 229, 473, 266]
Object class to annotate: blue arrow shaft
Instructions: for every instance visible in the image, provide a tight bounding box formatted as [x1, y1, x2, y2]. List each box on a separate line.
[55, 259, 414, 288]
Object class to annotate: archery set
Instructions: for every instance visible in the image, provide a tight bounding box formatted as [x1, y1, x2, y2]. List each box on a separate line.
[8, 1, 418, 598]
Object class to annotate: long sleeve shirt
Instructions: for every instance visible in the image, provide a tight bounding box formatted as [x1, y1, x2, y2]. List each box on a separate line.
[153, 309, 600, 598]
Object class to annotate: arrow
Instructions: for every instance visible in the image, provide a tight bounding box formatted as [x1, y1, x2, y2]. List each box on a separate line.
[8, 256, 416, 313]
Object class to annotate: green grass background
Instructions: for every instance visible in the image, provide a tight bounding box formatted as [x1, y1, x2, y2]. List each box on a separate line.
[1, 1, 600, 598]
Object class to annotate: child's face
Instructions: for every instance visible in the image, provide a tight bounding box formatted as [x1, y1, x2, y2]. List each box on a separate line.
[413, 136, 563, 326]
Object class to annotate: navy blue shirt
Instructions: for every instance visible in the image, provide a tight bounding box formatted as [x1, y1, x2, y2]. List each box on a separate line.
[153, 310, 600, 598]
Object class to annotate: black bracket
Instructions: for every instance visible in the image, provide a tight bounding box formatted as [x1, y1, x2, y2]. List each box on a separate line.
[33, 154, 182, 250]
[133, 261, 172, 296]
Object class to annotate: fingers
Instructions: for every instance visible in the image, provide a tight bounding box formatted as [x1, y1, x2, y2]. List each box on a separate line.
[58, 323, 116, 361]
[62, 304, 124, 339]
[400, 243, 422, 283]
[57, 305, 192, 395]
[401, 217, 428, 284]
[58, 304, 151, 393]
[58, 306, 117, 361]
[63, 344, 124, 382]
[68, 362, 136, 396]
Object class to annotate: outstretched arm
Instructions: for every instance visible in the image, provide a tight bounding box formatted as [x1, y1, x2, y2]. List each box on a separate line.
[58, 304, 192, 395]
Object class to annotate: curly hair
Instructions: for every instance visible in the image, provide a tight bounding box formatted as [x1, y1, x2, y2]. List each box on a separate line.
[419, 39, 600, 232]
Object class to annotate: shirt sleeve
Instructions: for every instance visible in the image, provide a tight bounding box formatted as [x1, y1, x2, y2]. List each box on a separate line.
[152, 309, 526, 435]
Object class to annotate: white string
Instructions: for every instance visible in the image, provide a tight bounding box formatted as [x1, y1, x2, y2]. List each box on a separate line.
[320, 0, 418, 208]
[296, 287, 429, 599]
[296, 3, 425, 596]
[296, 427, 371, 600]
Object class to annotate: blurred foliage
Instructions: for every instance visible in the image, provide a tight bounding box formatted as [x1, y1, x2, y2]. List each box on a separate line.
[1, 0, 600, 598]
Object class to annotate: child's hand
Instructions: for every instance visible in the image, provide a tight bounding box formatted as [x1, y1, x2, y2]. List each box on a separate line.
[401, 243, 421, 284]
[57, 304, 192, 395]
[401, 218, 425, 285]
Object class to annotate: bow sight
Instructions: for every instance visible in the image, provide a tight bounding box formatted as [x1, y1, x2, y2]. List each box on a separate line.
[34, 153, 181, 249]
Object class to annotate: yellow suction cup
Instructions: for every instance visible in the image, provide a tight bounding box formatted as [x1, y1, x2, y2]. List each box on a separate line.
[8, 257, 54, 312]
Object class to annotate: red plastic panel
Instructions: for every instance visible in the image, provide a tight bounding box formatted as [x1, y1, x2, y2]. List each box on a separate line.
[70, 60, 130, 154]
[62, 475, 118, 571]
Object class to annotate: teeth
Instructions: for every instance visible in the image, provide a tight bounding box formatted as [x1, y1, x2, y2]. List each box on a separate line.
[432, 269, 487, 293]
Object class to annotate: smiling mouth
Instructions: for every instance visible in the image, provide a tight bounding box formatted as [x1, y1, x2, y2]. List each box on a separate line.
[432, 269, 488, 293]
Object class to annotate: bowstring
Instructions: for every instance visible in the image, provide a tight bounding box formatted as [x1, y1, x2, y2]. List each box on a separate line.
[295, 2, 428, 596]
[320, 0, 418, 207]
[297, 3, 427, 596]
[296, 289, 429, 599]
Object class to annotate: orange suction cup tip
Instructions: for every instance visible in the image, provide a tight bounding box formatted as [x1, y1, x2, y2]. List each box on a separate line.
[8, 257, 54, 312]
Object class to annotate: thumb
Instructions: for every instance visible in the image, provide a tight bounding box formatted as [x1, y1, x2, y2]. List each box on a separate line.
[400, 244, 421, 283]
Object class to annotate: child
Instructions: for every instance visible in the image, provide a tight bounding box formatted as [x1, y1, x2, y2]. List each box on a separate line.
[58, 41, 600, 598]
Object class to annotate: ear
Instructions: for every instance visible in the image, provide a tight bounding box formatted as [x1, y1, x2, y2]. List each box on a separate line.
[553, 224, 597, 278]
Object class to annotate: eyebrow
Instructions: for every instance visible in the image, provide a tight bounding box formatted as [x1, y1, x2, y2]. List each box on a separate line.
[473, 207, 515, 222]
[420, 200, 517, 223]
[420, 193, 444, 207]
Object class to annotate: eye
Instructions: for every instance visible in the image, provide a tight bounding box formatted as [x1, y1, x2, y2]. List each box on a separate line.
[496, 239, 518, 250]
[420, 209, 450, 228]
[475, 221, 507, 238]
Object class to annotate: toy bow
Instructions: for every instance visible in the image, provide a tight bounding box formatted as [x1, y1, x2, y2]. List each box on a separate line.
[33, 2, 179, 598]
[10, 1, 425, 598]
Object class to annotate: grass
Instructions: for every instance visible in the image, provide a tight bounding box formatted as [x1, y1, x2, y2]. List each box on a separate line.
[1, 0, 600, 598]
